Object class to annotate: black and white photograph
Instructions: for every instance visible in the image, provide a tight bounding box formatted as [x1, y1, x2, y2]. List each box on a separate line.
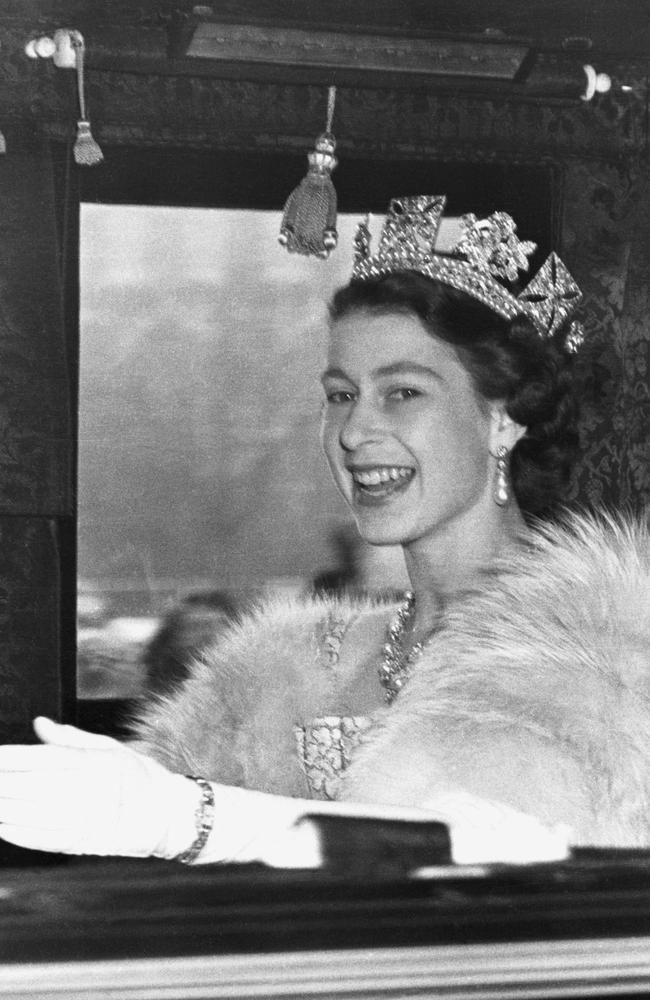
[0, 2, 649, 996]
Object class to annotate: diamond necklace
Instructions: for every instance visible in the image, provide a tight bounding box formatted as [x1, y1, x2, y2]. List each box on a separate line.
[379, 591, 431, 705]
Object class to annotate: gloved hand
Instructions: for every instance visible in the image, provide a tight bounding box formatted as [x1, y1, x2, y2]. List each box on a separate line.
[0, 718, 199, 858]
[421, 789, 572, 865]
[0, 720, 572, 867]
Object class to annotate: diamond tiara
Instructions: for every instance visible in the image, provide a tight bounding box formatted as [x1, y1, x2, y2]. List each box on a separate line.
[351, 196, 584, 352]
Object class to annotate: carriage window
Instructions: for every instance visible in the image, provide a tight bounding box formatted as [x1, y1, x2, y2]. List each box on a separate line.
[77, 205, 415, 700]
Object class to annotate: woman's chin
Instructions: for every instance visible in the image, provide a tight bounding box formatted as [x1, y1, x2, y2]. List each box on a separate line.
[353, 518, 409, 548]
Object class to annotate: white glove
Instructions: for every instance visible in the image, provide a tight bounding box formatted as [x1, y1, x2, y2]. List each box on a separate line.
[0, 718, 199, 858]
[420, 789, 572, 865]
[0, 719, 572, 868]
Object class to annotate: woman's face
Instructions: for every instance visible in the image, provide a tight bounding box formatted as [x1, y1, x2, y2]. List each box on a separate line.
[320, 309, 499, 547]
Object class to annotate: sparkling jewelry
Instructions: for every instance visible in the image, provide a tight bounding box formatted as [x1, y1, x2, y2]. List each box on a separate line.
[494, 445, 510, 506]
[379, 591, 431, 705]
[294, 716, 374, 800]
[175, 775, 215, 864]
[518, 252, 581, 338]
[351, 195, 584, 352]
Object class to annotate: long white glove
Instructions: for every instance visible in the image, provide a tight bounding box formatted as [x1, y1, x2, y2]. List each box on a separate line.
[416, 789, 572, 866]
[0, 719, 572, 867]
[201, 789, 572, 868]
[0, 719, 328, 863]
[0, 718, 199, 858]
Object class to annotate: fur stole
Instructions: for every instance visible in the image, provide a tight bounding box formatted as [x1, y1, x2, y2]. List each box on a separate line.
[133, 510, 650, 846]
[342, 510, 650, 845]
[131, 594, 390, 797]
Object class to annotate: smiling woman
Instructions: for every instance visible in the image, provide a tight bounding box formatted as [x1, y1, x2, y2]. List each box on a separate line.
[320, 311, 510, 553]
[125, 198, 650, 850]
[0, 193, 647, 867]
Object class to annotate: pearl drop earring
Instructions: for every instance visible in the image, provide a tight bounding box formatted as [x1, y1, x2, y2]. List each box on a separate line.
[494, 445, 510, 506]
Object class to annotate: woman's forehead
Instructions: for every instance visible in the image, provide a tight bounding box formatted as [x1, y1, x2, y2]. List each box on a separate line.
[326, 310, 459, 371]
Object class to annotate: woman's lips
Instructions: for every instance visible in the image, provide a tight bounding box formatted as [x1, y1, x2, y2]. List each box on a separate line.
[350, 465, 415, 505]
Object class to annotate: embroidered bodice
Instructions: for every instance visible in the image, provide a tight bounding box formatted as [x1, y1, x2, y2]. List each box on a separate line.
[294, 714, 373, 800]
[294, 608, 374, 800]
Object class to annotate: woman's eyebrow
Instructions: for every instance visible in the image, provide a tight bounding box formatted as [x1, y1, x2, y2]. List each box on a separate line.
[320, 362, 443, 384]
[373, 361, 443, 381]
[320, 367, 351, 384]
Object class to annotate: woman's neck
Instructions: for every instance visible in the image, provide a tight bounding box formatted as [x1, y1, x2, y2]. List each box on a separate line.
[402, 503, 527, 637]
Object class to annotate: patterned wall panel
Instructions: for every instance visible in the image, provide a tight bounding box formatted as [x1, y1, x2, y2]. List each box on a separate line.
[30, 69, 647, 168]
[0, 142, 72, 737]
[0, 144, 72, 516]
[562, 159, 650, 510]
[0, 516, 62, 741]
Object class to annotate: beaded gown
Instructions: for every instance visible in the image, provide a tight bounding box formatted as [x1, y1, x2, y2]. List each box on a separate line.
[294, 592, 416, 799]
[293, 612, 375, 800]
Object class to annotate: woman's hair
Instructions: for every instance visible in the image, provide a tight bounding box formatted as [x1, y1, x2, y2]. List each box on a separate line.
[328, 271, 579, 517]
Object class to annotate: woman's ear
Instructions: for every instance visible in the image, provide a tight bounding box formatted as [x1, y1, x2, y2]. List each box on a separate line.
[488, 402, 527, 455]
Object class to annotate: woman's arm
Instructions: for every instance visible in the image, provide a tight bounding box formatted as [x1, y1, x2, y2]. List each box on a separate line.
[0, 718, 570, 866]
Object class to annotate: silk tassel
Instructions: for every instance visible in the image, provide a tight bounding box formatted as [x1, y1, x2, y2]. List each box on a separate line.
[70, 31, 104, 166]
[279, 87, 338, 258]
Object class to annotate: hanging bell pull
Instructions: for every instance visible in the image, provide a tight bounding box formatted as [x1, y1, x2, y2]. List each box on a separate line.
[279, 87, 338, 259]
[25, 29, 104, 166]
[67, 31, 104, 166]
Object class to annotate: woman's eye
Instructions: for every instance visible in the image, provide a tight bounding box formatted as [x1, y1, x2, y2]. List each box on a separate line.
[389, 387, 421, 401]
[325, 390, 355, 404]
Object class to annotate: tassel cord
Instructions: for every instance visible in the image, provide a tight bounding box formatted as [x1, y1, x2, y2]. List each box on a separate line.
[71, 32, 88, 121]
[70, 30, 104, 166]
[325, 85, 336, 135]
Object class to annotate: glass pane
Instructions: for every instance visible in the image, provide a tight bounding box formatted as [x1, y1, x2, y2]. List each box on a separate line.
[77, 205, 410, 699]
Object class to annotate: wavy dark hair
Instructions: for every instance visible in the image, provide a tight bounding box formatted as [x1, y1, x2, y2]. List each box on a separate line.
[328, 271, 579, 517]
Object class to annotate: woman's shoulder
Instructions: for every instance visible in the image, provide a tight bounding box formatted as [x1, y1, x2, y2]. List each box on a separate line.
[490, 505, 650, 619]
[215, 587, 397, 661]
[137, 587, 398, 725]
[131, 587, 399, 790]
[436, 506, 650, 690]
[343, 507, 650, 844]
[525, 504, 650, 560]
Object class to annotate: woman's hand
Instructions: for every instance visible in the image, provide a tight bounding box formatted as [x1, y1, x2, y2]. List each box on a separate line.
[0, 719, 572, 867]
[0, 718, 199, 858]
[422, 789, 572, 865]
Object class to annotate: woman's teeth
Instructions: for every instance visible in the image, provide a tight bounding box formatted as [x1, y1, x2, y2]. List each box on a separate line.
[352, 466, 413, 487]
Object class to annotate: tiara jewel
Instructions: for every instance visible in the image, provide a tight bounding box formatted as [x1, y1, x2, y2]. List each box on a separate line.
[455, 211, 537, 282]
[351, 195, 583, 348]
[516, 252, 583, 337]
[378, 195, 446, 263]
[565, 321, 585, 354]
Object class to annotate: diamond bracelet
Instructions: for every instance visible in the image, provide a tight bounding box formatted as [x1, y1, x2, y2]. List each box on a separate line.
[175, 776, 215, 864]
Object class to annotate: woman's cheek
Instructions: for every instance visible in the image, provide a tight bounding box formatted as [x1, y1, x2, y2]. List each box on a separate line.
[319, 418, 341, 474]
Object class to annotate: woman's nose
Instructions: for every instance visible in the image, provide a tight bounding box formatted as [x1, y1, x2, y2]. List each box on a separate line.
[339, 398, 383, 451]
